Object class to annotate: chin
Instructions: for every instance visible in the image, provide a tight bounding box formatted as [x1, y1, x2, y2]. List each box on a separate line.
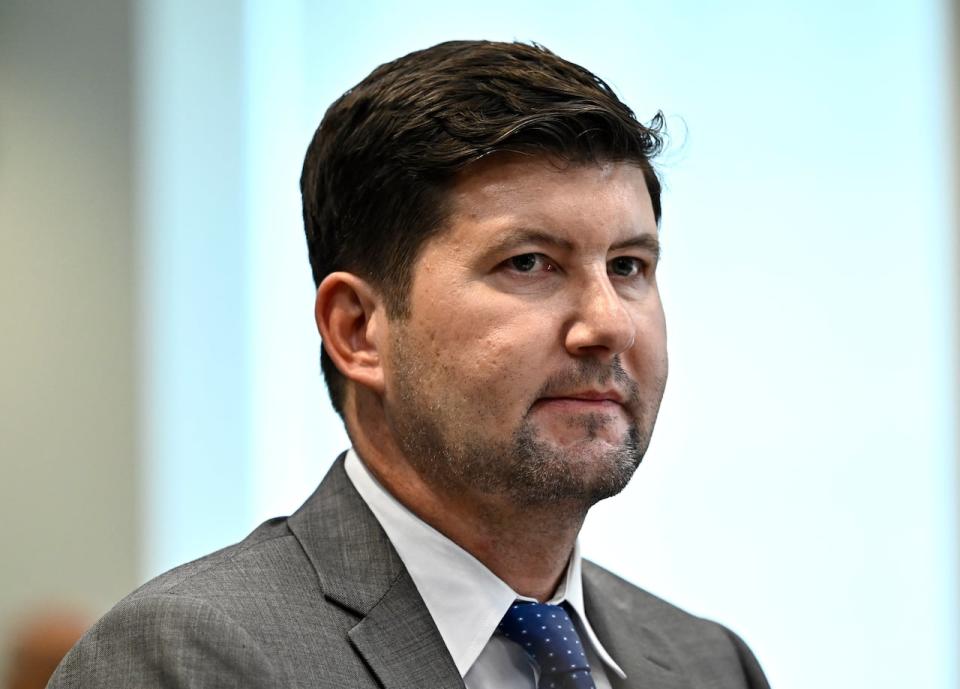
[505, 425, 645, 507]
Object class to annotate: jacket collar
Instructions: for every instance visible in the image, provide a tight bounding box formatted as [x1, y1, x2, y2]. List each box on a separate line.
[582, 561, 690, 689]
[287, 454, 465, 689]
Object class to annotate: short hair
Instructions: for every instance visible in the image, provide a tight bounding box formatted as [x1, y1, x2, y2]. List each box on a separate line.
[301, 40, 665, 416]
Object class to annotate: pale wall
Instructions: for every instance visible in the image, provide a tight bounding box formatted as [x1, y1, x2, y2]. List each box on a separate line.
[0, 0, 139, 675]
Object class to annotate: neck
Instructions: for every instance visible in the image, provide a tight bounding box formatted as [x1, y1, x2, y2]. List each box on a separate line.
[348, 405, 586, 602]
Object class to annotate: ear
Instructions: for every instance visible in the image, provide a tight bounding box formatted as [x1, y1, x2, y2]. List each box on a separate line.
[315, 272, 386, 395]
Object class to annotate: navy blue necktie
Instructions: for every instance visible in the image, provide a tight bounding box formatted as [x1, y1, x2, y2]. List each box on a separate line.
[497, 601, 597, 689]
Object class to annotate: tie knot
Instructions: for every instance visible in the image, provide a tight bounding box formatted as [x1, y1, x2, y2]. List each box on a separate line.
[497, 602, 594, 688]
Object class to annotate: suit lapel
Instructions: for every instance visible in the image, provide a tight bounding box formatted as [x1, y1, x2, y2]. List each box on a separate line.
[349, 572, 464, 689]
[288, 455, 464, 689]
[582, 563, 690, 689]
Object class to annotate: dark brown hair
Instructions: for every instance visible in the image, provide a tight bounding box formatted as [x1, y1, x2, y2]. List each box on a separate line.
[301, 40, 665, 416]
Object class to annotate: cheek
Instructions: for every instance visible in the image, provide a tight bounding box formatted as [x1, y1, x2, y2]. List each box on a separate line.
[629, 306, 668, 378]
[416, 301, 553, 398]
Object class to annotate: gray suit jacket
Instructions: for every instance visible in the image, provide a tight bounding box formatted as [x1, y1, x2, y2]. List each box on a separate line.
[50, 456, 770, 689]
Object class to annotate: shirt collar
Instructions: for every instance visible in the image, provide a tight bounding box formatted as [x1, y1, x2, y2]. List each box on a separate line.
[344, 449, 626, 680]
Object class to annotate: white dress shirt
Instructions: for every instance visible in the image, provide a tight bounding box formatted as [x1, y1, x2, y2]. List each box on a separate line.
[344, 449, 626, 689]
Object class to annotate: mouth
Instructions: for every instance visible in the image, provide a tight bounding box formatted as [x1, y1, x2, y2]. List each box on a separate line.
[532, 390, 627, 413]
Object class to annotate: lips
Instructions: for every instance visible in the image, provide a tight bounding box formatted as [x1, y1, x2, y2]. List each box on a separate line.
[533, 390, 626, 413]
[540, 389, 625, 405]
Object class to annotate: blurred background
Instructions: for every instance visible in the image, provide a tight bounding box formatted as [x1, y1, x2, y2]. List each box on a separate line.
[1, 1, 957, 687]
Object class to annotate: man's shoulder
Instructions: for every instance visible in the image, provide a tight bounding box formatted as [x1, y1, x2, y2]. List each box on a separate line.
[98, 513, 347, 641]
[582, 560, 770, 689]
[49, 516, 364, 689]
[130, 516, 306, 601]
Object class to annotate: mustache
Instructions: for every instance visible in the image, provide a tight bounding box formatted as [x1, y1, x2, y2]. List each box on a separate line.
[533, 356, 641, 409]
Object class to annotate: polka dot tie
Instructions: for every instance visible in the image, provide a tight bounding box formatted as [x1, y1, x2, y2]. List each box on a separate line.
[497, 601, 597, 689]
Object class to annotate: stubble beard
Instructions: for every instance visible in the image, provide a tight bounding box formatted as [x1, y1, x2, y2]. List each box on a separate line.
[387, 335, 664, 509]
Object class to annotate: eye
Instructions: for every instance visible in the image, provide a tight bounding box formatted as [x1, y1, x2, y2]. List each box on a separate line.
[609, 256, 646, 277]
[507, 253, 555, 273]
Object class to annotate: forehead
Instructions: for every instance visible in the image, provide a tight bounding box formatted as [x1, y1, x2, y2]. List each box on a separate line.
[437, 154, 657, 251]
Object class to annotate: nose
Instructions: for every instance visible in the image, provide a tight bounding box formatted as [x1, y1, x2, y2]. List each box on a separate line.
[564, 273, 636, 359]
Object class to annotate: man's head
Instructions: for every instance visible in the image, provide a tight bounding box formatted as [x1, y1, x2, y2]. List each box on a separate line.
[304, 40, 667, 508]
[302, 41, 663, 410]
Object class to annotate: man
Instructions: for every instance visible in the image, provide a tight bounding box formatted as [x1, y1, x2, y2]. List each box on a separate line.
[51, 40, 769, 688]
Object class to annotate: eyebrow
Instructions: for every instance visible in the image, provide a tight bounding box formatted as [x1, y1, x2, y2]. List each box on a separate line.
[488, 228, 661, 262]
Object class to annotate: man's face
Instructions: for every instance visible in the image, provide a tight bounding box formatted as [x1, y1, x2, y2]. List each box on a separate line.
[381, 155, 667, 508]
